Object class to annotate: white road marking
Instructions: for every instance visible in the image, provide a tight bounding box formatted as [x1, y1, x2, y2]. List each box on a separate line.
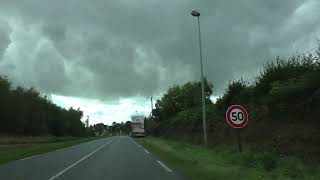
[144, 149, 150, 154]
[129, 138, 139, 146]
[21, 155, 39, 161]
[157, 160, 173, 173]
[48, 140, 113, 180]
[129, 137, 143, 148]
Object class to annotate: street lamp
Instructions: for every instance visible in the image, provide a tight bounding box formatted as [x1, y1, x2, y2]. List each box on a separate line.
[147, 97, 153, 119]
[191, 10, 208, 146]
[191, 10, 200, 17]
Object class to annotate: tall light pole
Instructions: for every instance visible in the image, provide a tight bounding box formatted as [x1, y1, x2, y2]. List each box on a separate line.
[191, 10, 207, 146]
[150, 97, 153, 118]
[86, 116, 89, 128]
[147, 97, 153, 119]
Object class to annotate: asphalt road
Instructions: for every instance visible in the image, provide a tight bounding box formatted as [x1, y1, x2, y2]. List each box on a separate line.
[0, 136, 186, 180]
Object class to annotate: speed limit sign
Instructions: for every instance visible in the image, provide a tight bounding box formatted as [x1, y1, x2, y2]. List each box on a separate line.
[226, 105, 248, 128]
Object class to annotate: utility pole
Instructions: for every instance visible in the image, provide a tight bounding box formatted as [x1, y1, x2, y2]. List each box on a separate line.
[150, 96, 153, 120]
[86, 116, 89, 128]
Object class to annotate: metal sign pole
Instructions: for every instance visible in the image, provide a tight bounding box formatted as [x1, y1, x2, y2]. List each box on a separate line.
[237, 129, 242, 153]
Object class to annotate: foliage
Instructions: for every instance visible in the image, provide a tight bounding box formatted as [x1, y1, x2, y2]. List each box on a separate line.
[93, 121, 131, 136]
[241, 152, 278, 171]
[0, 77, 86, 136]
[147, 46, 320, 160]
[148, 78, 214, 135]
[153, 78, 213, 122]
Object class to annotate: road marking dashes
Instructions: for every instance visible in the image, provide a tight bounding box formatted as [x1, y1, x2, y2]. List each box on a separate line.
[48, 140, 113, 180]
[157, 160, 173, 173]
[129, 137, 173, 173]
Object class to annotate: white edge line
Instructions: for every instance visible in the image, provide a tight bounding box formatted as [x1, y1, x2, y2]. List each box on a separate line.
[129, 137, 143, 148]
[144, 149, 150, 154]
[48, 140, 112, 180]
[21, 155, 39, 161]
[129, 137, 139, 146]
[157, 160, 173, 173]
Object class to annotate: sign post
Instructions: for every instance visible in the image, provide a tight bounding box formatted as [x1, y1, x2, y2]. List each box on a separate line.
[226, 105, 249, 153]
[237, 129, 242, 153]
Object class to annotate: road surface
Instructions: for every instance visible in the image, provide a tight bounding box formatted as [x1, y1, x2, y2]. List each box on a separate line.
[0, 136, 186, 180]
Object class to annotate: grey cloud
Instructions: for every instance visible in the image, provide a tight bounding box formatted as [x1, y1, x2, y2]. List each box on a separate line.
[0, 19, 11, 61]
[0, 0, 319, 99]
[43, 24, 66, 43]
[32, 41, 70, 93]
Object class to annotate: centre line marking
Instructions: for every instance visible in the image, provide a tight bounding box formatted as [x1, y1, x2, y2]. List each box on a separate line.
[48, 140, 112, 180]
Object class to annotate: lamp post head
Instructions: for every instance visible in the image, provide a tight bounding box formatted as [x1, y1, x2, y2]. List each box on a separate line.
[191, 10, 200, 17]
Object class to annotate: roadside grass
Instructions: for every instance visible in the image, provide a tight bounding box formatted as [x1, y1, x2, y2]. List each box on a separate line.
[0, 136, 77, 145]
[0, 137, 102, 165]
[139, 137, 320, 180]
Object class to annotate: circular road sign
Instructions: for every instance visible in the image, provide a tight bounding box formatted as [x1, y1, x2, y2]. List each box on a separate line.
[226, 105, 248, 128]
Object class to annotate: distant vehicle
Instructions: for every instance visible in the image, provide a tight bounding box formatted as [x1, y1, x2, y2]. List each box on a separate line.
[131, 115, 145, 137]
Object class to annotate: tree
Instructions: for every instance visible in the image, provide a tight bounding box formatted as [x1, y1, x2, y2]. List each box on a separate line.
[153, 78, 213, 122]
[0, 76, 86, 137]
[122, 121, 132, 134]
[93, 123, 106, 136]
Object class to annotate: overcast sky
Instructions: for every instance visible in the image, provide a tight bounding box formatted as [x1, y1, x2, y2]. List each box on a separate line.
[0, 0, 319, 124]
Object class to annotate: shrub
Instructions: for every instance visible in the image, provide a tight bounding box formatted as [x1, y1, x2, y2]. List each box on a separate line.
[260, 152, 278, 171]
[240, 151, 278, 171]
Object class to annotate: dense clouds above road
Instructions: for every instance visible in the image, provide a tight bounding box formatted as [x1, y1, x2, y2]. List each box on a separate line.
[0, 0, 319, 99]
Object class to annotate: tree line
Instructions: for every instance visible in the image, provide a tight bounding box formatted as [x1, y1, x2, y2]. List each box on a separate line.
[0, 76, 133, 137]
[0, 77, 86, 136]
[88, 121, 131, 136]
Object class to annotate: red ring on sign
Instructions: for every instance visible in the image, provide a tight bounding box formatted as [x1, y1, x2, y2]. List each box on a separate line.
[226, 105, 248, 128]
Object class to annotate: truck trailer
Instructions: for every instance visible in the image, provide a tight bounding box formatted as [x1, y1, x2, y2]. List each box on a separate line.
[131, 115, 145, 137]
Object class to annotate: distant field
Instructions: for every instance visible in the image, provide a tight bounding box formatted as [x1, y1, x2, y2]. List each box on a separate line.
[139, 137, 320, 180]
[0, 136, 102, 164]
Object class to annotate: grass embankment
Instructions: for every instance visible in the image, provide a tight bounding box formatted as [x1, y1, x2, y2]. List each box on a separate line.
[139, 137, 320, 180]
[0, 136, 102, 164]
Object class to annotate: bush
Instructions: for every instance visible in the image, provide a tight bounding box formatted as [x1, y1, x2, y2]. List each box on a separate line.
[281, 158, 305, 179]
[260, 153, 278, 171]
[241, 151, 277, 171]
[242, 153, 258, 167]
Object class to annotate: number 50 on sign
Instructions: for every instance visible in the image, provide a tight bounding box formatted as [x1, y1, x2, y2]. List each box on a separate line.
[226, 105, 248, 129]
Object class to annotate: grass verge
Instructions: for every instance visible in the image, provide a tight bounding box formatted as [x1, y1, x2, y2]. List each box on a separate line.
[0, 137, 102, 165]
[0, 136, 80, 145]
[139, 137, 320, 180]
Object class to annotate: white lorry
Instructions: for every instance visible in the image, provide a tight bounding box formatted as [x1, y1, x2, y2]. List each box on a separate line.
[131, 115, 145, 137]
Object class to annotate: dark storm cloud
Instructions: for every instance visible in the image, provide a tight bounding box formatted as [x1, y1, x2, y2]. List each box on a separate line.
[0, 0, 319, 98]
